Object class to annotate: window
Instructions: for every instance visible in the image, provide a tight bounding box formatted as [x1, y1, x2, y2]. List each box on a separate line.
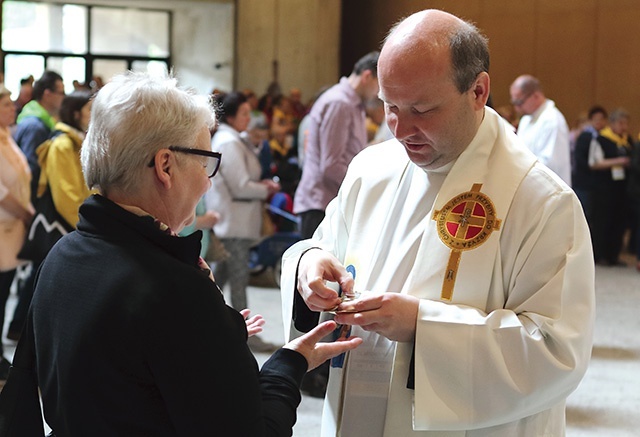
[1, 1, 171, 98]
[90, 7, 169, 57]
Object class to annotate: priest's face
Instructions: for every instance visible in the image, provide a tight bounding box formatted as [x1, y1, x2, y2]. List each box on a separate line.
[378, 38, 485, 171]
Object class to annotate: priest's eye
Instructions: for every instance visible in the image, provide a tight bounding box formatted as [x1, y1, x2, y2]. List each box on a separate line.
[412, 107, 431, 115]
[386, 104, 399, 113]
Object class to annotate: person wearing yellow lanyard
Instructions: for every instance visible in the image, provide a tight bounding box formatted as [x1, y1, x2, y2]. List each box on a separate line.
[629, 135, 640, 271]
[588, 108, 632, 266]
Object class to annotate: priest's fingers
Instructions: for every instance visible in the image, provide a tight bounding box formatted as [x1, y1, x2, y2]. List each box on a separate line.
[283, 321, 363, 371]
[335, 293, 420, 342]
[299, 248, 354, 288]
[297, 249, 348, 311]
[334, 293, 383, 314]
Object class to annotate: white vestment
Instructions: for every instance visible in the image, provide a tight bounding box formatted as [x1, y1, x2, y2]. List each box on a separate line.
[516, 99, 571, 185]
[281, 108, 594, 436]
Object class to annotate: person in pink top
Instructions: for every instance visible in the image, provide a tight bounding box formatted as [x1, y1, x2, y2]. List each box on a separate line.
[0, 84, 34, 381]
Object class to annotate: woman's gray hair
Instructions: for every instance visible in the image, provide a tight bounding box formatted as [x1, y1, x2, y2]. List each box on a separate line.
[81, 71, 216, 195]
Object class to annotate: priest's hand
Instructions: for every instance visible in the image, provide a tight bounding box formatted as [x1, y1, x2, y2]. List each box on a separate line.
[283, 320, 363, 370]
[297, 248, 354, 312]
[333, 293, 420, 343]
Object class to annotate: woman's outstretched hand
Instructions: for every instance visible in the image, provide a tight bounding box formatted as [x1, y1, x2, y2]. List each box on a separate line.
[283, 320, 363, 371]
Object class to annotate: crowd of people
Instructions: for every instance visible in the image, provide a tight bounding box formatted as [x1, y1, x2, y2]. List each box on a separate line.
[0, 7, 636, 435]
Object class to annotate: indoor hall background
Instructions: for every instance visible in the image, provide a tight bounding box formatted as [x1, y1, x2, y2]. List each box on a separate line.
[238, 0, 640, 135]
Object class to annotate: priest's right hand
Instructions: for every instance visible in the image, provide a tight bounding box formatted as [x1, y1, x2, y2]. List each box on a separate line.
[297, 248, 354, 312]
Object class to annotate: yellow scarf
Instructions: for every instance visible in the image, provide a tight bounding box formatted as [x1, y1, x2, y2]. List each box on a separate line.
[269, 137, 291, 157]
[599, 126, 631, 148]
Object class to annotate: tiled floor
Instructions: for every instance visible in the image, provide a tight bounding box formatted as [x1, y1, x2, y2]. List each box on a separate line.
[3, 257, 639, 436]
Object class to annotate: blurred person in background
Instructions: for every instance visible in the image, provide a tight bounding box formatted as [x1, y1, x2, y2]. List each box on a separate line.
[178, 197, 221, 260]
[0, 85, 34, 381]
[269, 95, 297, 160]
[288, 87, 306, 125]
[572, 105, 608, 227]
[6, 90, 94, 341]
[205, 91, 280, 351]
[13, 75, 34, 121]
[510, 74, 571, 185]
[37, 90, 94, 229]
[242, 88, 268, 131]
[629, 137, 640, 271]
[14, 71, 65, 203]
[589, 108, 632, 266]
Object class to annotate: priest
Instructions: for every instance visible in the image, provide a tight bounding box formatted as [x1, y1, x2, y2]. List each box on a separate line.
[281, 9, 595, 437]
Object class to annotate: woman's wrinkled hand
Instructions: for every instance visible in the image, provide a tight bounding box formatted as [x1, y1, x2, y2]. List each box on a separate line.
[283, 320, 363, 371]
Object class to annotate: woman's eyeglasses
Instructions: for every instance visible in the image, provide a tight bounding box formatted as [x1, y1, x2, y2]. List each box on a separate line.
[148, 146, 222, 178]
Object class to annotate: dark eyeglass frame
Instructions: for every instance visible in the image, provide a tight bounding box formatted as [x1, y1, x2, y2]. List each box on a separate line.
[147, 146, 222, 178]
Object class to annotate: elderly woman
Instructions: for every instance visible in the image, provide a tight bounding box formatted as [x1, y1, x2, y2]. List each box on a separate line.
[0, 85, 33, 380]
[29, 72, 361, 435]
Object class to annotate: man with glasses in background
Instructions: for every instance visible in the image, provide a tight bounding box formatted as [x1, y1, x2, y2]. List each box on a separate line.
[510, 74, 571, 185]
[14, 70, 65, 203]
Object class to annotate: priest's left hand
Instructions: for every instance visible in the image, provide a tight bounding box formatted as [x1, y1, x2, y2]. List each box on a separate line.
[333, 293, 420, 342]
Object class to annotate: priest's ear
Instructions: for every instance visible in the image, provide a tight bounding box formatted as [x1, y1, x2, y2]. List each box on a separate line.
[471, 72, 490, 109]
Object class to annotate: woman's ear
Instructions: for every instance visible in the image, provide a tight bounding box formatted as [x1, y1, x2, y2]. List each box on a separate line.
[152, 149, 174, 189]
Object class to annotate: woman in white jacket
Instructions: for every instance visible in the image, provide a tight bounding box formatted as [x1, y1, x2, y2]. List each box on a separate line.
[206, 92, 279, 314]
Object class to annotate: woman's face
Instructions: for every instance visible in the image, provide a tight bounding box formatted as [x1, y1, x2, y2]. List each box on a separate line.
[75, 100, 92, 132]
[228, 102, 252, 133]
[173, 125, 213, 232]
[0, 95, 16, 129]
